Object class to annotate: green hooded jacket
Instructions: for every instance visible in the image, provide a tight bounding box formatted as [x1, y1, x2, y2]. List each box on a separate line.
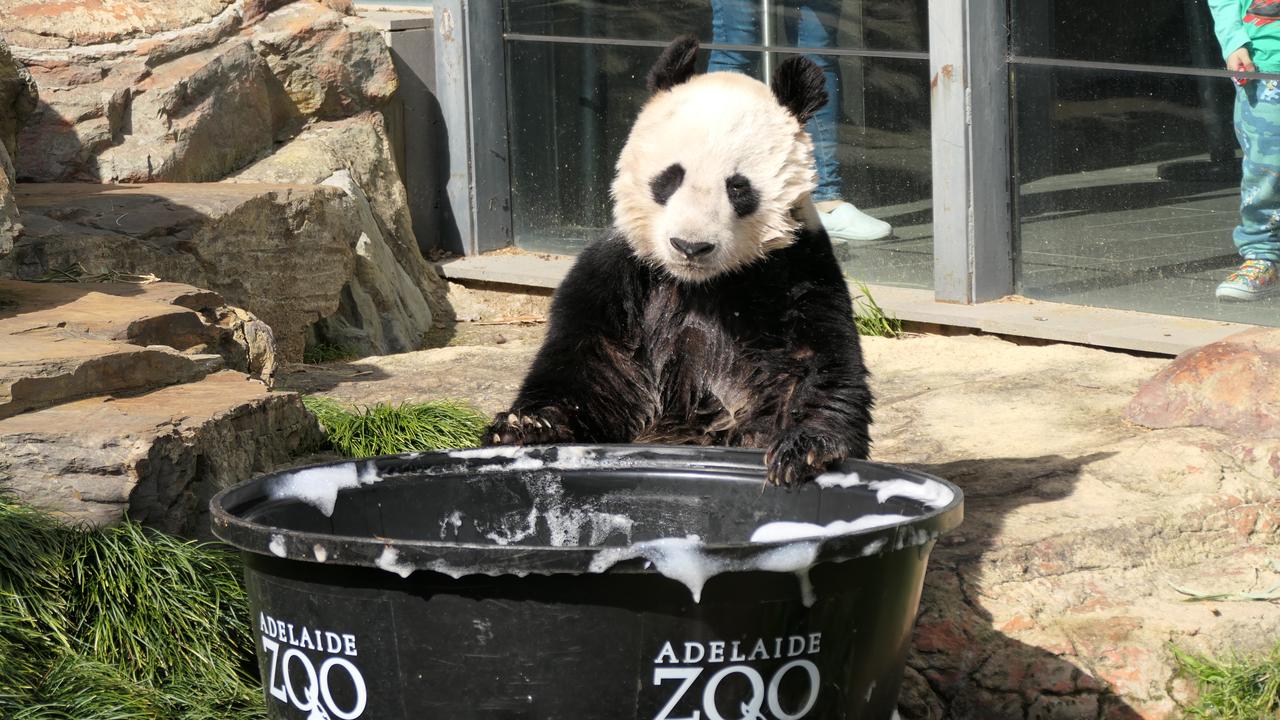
[1209, 0, 1280, 72]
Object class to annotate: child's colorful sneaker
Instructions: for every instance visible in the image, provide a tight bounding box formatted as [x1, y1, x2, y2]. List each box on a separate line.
[1216, 259, 1279, 301]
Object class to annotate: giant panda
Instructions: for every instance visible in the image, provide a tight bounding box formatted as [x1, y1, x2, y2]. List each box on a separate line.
[487, 35, 873, 486]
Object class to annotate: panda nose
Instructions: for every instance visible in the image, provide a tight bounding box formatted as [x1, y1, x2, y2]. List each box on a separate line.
[670, 237, 715, 259]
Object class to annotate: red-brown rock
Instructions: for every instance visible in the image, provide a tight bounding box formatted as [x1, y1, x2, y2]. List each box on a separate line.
[1127, 327, 1280, 438]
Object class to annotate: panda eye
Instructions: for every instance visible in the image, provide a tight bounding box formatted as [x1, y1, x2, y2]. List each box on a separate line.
[725, 173, 759, 217]
[649, 163, 685, 206]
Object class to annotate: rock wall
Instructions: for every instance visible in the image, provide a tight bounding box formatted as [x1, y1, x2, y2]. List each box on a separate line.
[0, 34, 36, 258]
[1, 0, 452, 356]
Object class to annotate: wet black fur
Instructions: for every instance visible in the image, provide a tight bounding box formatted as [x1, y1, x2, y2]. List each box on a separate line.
[646, 34, 700, 92]
[487, 225, 873, 486]
[486, 36, 871, 485]
[770, 55, 828, 124]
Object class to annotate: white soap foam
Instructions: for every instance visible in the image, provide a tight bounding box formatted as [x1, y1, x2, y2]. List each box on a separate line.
[749, 515, 913, 543]
[869, 478, 955, 508]
[312, 544, 328, 563]
[439, 510, 465, 539]
[449, 446, 525, 460]
[814, 470, 863, 489]
[375, 546, 414, 578]
[588, 512, 635, 545]
[590, 535, 829, 606]
[268, 534, 287, 558]
[267, 461, 380, 517]
[483, 506, 540, 546]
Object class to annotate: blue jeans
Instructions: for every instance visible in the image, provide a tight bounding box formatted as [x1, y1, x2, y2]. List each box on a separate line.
[708, 0, 842, 202]
[1234, 79, 1280, 263]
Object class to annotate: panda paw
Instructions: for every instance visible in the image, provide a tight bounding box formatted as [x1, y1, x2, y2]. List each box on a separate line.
[485, 406, 574, 446]
[764, 431, 849, 487]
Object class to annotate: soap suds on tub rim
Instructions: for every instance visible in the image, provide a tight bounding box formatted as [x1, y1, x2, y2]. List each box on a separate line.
[749, 515, 914, 543]
[589, 535, 825, 606]
[268, 534, 286, 558]
[375, 546, 414, 578]
[266, 461, 380, 517]
[868, 478, 955, 508]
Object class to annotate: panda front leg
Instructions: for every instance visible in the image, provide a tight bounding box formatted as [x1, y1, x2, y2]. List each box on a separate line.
[757, 312, 874, 487]
[486, 338, 652, 446]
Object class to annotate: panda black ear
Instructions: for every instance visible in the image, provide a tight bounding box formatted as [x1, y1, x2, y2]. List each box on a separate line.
[647, 35, 701, 92]
[771, 56, 828, 124]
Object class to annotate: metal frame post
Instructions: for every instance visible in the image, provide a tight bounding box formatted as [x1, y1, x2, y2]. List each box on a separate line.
[928, 0, 1013, 303]
[435, 0, 513, 255]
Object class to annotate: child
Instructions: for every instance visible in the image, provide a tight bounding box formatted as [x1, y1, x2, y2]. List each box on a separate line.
[1209, 0, 1280, 300]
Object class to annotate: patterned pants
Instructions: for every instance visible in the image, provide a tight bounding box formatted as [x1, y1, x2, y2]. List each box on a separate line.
[1234, 79, 1280, 262]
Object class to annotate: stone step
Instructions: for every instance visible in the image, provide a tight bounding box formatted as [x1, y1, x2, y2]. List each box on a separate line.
[0, 370, 324, 536]
[4, 182, 362, 361]
[0, 331, 209, 421]
[0, 279, 276, 418]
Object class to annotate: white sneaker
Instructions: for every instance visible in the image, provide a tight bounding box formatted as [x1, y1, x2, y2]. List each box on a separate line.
[818, 202, 893, 242]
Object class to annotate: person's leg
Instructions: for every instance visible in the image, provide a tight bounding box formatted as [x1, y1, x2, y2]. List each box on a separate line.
[1219, 80, 1280, 300]
[789, 1, 892, 241]
[708, 0, 758, 75]
[791, 2, 841, 202]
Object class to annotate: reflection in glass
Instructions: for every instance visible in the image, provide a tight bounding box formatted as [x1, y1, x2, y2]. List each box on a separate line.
[504, 0, 927, 51]
[505, 38, 933, 288]
[505, 0, 725, 43]
[1013, 64, 1280, 326]
[1011, 0, 1228, 70]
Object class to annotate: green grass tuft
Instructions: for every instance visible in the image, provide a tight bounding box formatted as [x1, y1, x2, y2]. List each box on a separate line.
[851, 282, 903, 338]
[1175, 642, 1280, 719]
[0, 495, 265, 720]
[302, 342, 360, 364]
[303, 396, 489, 457]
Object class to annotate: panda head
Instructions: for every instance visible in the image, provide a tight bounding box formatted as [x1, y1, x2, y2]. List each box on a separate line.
[611, 35, 828, 284]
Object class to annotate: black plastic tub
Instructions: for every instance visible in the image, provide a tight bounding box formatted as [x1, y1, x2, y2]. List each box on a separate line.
[210, 445, 962, 720]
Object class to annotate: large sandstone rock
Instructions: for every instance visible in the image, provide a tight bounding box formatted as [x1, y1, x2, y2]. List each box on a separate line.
[295, 326, 1280, 718]
[2, 182, 361, 360]
[7, 0, 395, 183]
[0, 369, 323, 536]
[0, 144, 16, 259]
[232, 114, 452, 352]
[0, 0, 236, 47]
[0, 34, 36, 258]
[1127, 326, 1280, 439]
[0, 278, 278, 385]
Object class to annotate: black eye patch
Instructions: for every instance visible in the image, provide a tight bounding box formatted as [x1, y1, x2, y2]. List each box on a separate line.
[649, 163, 685, 206]
[725, 173, 759, 217]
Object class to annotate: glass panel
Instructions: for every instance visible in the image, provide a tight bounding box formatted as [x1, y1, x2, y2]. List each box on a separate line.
[504, 1, 926, 51]
[813, 53, 932, 288]
[506, 40, 933, 289]
[505, 0, 727, 43]
[769, 0, 927, 53]
[506, 42, 760, 254]
[1014, 64, 1280, 327]
[1011, 0, 1234, 71]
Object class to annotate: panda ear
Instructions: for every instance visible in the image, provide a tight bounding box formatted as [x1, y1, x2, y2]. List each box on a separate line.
[771, 56, 828, 124]
[647, 35, 701, 92]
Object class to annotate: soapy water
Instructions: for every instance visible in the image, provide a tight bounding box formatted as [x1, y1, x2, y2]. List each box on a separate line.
[748, 516, 914, 543]
[588, 536, 824, 606]
[266, 461, 381, 517]
[268, 448, 950, 604]
[815, 469, 955, 509]
[475, 472, 636, 548]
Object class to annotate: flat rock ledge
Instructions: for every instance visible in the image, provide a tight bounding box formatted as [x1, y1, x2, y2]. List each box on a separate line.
[0, 278, 321, 535]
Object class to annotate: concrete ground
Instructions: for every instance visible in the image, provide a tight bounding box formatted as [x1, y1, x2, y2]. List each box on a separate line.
[281, 298, 1280, 719]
